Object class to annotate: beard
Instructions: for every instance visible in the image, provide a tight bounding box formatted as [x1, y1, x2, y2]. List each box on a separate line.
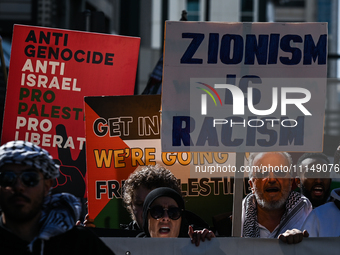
[301, 184, 330, 208]
[254, 185, 291, 210]
[0, 191, 45, 223]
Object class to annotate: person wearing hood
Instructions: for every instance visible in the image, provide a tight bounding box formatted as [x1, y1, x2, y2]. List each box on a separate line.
[301, 188, 340, 237]
[140, 187, 215, 246]
[0, 140, 115, 254]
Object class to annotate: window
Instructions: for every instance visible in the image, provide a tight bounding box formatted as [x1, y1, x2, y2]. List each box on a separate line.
[187, 0, 200, 21]
[241, 0, 254, 21]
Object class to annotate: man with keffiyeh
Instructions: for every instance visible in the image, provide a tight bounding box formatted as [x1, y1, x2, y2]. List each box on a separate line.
[0, 140, 115, 254]
[242, 152, 312, 242]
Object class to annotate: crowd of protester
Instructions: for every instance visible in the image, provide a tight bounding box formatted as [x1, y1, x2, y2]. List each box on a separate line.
[0, 140, 339, 254]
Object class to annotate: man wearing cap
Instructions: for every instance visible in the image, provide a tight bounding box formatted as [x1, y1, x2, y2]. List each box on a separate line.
[242, 152, 312, 241]
[0, 140, 115, 254]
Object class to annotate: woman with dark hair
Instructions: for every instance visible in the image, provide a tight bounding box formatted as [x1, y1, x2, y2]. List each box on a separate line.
[140, 187, 215, 246]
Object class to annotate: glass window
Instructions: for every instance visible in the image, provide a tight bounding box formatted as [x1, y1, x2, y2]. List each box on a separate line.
[187, 0, 200, 21]
[241, 0, 254, 21]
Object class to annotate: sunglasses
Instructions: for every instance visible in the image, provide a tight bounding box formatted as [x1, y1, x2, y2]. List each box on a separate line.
[254, 169, 289, 179]
[149, 205, 183, 220]
[0, 171, 41, 188]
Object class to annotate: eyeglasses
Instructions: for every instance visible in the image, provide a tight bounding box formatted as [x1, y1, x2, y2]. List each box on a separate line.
[254, 169, 289, 179]
[149, 205, 182, 220]
[0, 171, 41, 188]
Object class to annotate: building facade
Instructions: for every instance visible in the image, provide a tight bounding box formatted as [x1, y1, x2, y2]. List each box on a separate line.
[0, 0, 339, 154]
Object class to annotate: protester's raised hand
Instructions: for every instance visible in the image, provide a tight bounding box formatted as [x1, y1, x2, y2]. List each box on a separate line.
[76, 214, 96, 228]
[188, 225, 215, 247]
[278, 229, 309, 244]
[53, 124, 86, 197]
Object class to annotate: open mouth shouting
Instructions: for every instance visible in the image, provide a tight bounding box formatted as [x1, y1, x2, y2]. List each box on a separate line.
[159, 226, 171, 235]
[265, 186, 280, 194]
[311, 185, 324, 197]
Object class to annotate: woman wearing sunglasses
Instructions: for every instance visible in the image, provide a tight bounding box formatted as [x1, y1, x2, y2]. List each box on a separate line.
[141, 187, 215, 245]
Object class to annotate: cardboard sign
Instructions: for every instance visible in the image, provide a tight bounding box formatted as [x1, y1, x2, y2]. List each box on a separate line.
[84, 95, 162, 227]
[161, 22, 327, 152]
[2, 25, 140, 197]
[84, 95, 247, 229]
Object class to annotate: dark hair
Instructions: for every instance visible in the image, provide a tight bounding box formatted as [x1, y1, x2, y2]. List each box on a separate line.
[122, 165, 181, 221]
[297, 152, 330, 166]
[296, 152, 330, 177]
[142, 187, 185, 237]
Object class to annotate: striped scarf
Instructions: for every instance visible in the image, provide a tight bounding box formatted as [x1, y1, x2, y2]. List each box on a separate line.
[28, 193, 81, 252]
[243, 191, 307, 238]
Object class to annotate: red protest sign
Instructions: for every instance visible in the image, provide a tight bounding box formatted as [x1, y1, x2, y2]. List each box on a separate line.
[2, 24, 140, 197]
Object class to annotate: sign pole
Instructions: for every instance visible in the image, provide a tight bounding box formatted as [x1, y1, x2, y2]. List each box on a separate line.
[232, 152, 244, 237]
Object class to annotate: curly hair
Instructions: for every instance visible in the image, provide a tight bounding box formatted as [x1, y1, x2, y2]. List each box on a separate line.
[122, 165, 181, 220]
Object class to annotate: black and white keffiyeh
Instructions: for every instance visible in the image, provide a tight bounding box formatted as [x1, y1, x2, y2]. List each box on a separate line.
[28, 193, 81, 252]
[243, 193, 260, 237]
[243, 191, 308, 238]
[0, 140, 59, 179]
[39, 193, 81, 239]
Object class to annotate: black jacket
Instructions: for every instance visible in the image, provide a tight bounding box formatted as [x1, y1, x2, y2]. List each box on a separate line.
[0, 225, 115, 255]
